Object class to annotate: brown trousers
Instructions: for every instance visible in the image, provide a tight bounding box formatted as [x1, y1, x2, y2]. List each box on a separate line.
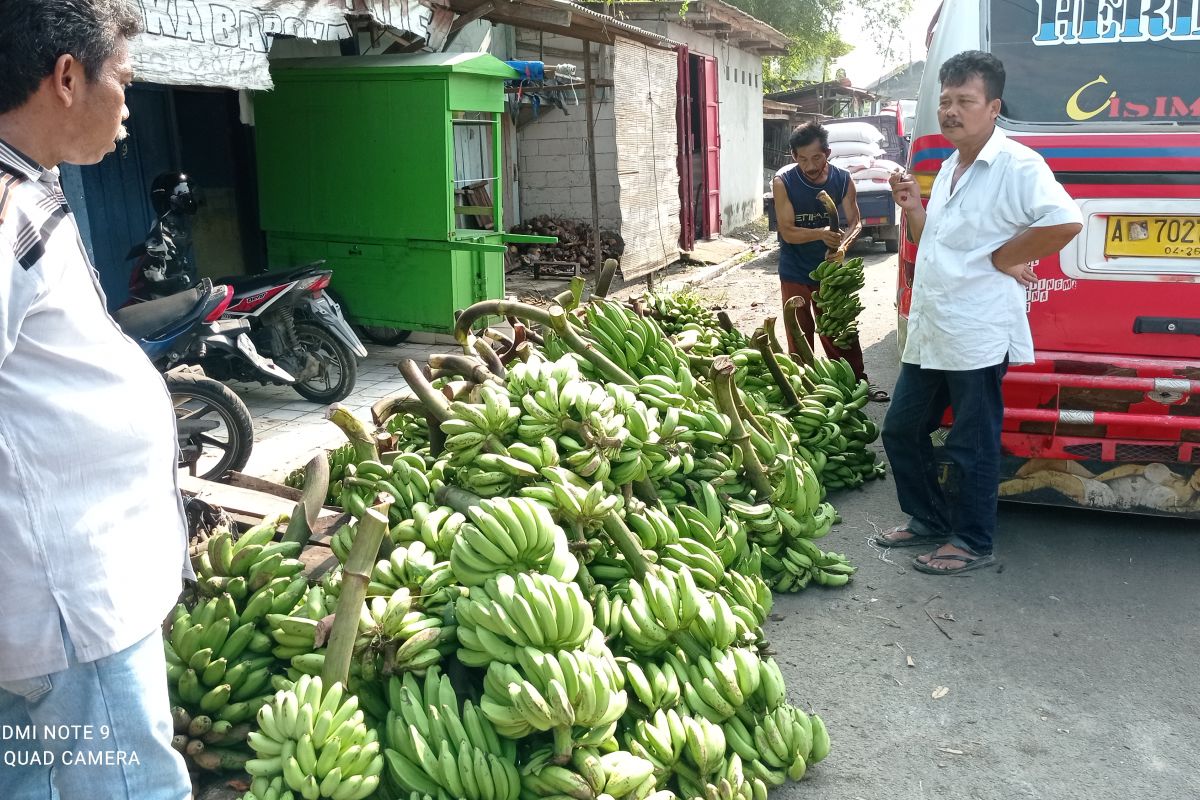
[780, 279, 867, 382]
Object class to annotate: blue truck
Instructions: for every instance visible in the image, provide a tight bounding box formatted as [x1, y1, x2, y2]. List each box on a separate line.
[766, 112, 908, 253]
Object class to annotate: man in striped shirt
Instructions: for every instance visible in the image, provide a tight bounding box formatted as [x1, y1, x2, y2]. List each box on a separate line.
[0, 2, 191, 798]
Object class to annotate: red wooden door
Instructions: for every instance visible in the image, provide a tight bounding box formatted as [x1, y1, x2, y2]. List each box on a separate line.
[695, 55, 721, 238]
[675, 45, 695, 251]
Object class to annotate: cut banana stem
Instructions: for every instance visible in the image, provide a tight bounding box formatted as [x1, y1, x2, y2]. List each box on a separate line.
[325, 405, 380, 464]
[454, 300, 554, 344]
[399, 358, 454, 423]
[594, 258, 619, 299]
[323, 504, 390, 688]
[752, 329, 799, 408]
[471, 338, 507, 378]
[434, 484, 484, 517]
[429, 353, 501, 385]
[712, 357, 774, 498]
[601, 512, 651, 580]
[781, 297, 816, 367]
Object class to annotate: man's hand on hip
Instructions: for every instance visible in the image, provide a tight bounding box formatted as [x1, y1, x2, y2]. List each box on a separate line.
[994, 259, 1038, 287]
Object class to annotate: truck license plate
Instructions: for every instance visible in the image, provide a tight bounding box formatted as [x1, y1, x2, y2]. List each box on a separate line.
[1105, 215, 1200, 259]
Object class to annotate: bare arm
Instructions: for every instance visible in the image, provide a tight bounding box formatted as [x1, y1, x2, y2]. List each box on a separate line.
[773, 177, 841, 247]
[889, 170, 925, 244]
[991, 223, 1083, 286]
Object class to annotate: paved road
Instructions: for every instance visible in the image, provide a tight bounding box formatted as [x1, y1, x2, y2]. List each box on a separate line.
[704, 246, 1200, 800]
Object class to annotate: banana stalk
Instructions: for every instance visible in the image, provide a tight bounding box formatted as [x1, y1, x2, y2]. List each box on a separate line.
[547, 305, 638, 385]
[434, 484, 483, 517]
[325, 404, 379, 464]
[471, 338, 507, 377]
[553, 275, 587, 311]
[601, 512, 650, 580]
[454, 300, 554, 345]
[752, 329, 799, 408]
[508, 316, 545, 346]
[732, 387, 768, 438]
[429, 353, 501, 385]
[370, 391, 426, 428]
[782, 297, 817, 367]
[594, 258, 619, 299]
[712, 357, 773, 498]
[322, 502, 390, 687]
[280, 452, 329, 547]
[399, 358, 453, 423]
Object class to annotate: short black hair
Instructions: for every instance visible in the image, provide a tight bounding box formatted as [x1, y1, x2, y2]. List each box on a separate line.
[0, 0, 142, 115]
[789, 121, 829, 152]
[938, 50, 1005, 102]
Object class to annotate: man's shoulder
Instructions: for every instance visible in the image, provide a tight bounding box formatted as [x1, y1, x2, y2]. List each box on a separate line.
[775, 163, 798, 180]
[997, 136, 1049, 169]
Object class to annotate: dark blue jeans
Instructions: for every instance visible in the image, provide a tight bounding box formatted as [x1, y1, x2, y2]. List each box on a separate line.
[882, 359, 1008, 555]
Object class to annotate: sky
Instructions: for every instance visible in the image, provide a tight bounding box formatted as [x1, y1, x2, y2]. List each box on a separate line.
[832, 0, 943, 87]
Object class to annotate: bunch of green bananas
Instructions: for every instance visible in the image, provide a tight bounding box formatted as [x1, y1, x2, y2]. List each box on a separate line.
[663, 647, 764, 726]
[520, 745, 661, 800]
[379, 667, 520, 800]
[515, 374, 629, 481]
[246, 675, 383, 800]
[579, 298, 692, 382]
[620, 659, 684, 713]
[619, 571, 744, 656]
[723, 704, 829, 787]
[520, 466, 624, 535]
[439, 383, 522, 466]
[811, 257, 866, 349]
[385, 411, 431, 450]
[337, 454, 432, 521]
[481, 647, 627, 745]
[455, 572, 595, 666]
[284, 442, 356, 494]
[644, 290, 719, 334]
[449, 496, 578, 586]
[408, 502, 468, 560]
[164, 594, 277, 769]
[355, 588, 459, 676]
[193, 518, 304, 601]
[169, 704, 254, 772]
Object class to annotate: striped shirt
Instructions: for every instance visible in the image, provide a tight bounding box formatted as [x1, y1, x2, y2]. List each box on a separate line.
[0, 139, 189, 681]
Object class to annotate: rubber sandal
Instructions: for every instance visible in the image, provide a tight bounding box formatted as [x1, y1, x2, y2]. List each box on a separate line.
[911, 551, 997, 575]
[868, 384, 891, 402]
[871, 526, 950, 548]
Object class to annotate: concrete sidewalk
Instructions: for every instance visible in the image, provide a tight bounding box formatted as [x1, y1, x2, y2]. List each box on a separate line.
[232, 340, 438, 482]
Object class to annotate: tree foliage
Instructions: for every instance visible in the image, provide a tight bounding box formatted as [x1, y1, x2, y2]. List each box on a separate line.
[718, 0, 916, 93]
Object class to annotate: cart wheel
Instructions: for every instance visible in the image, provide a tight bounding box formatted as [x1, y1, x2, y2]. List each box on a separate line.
[358, 325, 412, 346]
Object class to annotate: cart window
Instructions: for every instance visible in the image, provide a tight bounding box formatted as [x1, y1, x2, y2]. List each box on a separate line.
[989, 0, 1200, 125]
[453, 114, 499, 230]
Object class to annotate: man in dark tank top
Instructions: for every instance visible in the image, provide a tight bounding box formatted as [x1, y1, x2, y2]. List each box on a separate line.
[772, 121, 888, 402]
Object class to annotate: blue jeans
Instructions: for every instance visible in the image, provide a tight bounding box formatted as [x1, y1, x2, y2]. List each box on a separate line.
[882, 359, 1008, 555]
[0, 621, 191, 800]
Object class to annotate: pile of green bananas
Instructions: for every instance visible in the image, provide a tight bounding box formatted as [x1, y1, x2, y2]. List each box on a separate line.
[194, 518, 305, 601]
[381, 666, 519, 800]
[337, 455, 433, 522]
[811, 257, 866, 349]
[165, 594, 276, 770]
[246, 675, 384, 800]
[788, 357, 886, 490]
[284, 443, 358, 504]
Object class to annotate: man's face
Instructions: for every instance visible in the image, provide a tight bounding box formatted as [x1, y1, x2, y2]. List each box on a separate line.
[792, 140, 830, 182]
[64, 38, 133, 165]
[937, 74, 1000, 147]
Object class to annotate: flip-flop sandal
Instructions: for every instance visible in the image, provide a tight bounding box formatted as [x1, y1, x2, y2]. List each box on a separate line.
[911, 552, 997, 575]
[869, 385, 891, 402]
[871, 526, 950, 548]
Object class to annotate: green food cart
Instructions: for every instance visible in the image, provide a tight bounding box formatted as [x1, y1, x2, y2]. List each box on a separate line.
[254, 53, 550, 334]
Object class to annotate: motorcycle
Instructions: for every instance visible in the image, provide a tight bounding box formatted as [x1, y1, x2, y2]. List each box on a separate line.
[113, 279, 288, 480]
[127, 172, 368, 404]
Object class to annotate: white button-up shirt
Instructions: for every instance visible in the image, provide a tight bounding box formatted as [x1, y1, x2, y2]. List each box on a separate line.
[903, 127, 1082, 371]
[1, 140, 189, 681]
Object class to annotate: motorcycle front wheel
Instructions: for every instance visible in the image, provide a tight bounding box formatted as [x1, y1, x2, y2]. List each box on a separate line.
[293, 321, 357, 403]
[167, 371, 254, 480]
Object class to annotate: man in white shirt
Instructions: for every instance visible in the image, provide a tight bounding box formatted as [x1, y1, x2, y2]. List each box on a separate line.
[875, 51, 1082, 574]
[0, 2, 191, 798]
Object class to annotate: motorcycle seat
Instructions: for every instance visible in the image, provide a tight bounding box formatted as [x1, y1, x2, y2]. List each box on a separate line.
[214, 263, 327, 297]
[114, 283, 212, 341]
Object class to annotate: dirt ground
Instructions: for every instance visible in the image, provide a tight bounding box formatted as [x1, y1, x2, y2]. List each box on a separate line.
[639, 238, 1200, 800]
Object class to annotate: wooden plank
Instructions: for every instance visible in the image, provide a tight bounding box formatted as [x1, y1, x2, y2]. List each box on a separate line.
[181, 474, 342, 543]
[226, 472, 304, 502]
[300, 545, 340, 580]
